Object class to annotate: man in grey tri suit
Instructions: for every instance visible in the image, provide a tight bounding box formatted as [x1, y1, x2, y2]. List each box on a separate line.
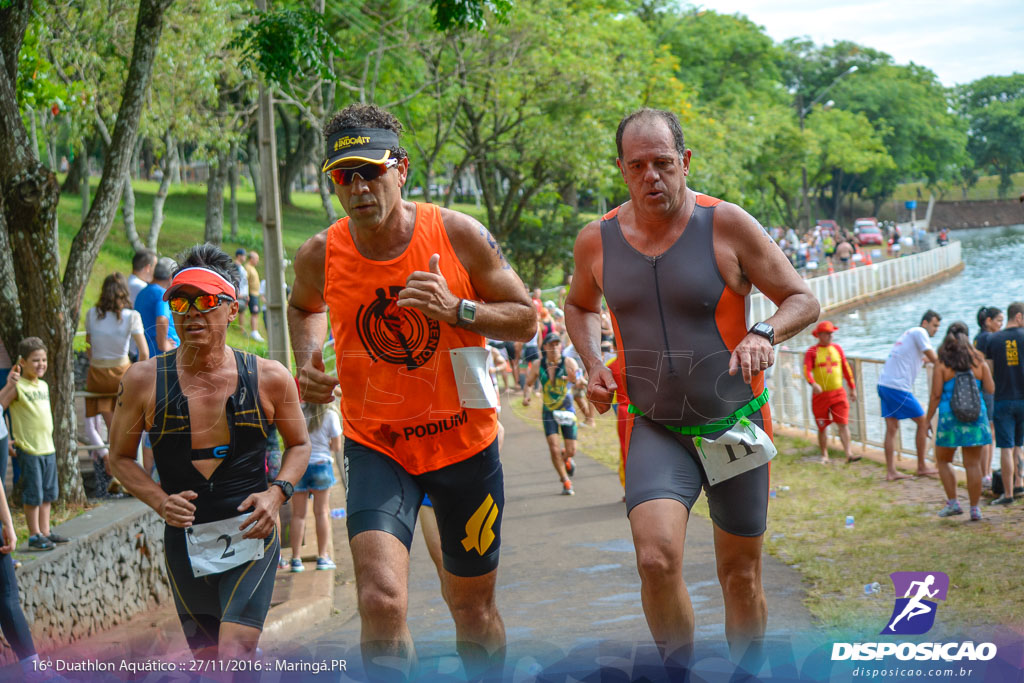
[566, 108, 819, 662]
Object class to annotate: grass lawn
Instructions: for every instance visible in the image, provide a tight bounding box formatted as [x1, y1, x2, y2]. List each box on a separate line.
[890, 171, 1024, 203]
[511, 397, 1024, 638]
[57, 178, 338, 353]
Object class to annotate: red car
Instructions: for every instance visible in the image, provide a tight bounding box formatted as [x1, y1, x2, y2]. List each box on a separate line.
[855, 218, 884, 246]
[815, 219, 841, 234]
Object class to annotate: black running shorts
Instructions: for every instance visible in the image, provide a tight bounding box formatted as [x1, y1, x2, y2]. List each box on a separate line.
[624, 412, 770, 537]
[344, 437, 503, 577]
[163, 524, 279, 653]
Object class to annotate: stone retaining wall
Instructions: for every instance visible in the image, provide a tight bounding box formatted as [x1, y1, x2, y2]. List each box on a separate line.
[932, 198, 1024, 229]
[1, 501, 170, 662]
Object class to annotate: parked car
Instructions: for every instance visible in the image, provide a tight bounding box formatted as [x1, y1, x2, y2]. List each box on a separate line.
[815, 219, 841, 234]
[853, 217, 879, 232]
[856, 225, 884, 246]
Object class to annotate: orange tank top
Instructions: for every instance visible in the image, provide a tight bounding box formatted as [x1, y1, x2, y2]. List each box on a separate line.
[323, 203, 497, 474]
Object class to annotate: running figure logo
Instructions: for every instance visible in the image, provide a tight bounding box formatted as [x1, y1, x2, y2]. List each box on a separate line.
[881, 571, 949, 635]
[356, 286, 440, 369]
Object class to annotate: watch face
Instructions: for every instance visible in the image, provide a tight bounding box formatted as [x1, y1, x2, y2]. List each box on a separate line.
[461, 300, 477, 322]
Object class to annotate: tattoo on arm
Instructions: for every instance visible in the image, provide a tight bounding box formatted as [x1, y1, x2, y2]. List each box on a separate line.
[477, 222, 512, 270]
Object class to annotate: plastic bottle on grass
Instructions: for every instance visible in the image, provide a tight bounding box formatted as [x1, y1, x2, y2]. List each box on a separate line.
[864, 582, 881, 595]
[845, 515, 855, 529]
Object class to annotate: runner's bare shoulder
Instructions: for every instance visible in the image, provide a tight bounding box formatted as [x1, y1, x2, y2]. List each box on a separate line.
[252, 356, 294, 425]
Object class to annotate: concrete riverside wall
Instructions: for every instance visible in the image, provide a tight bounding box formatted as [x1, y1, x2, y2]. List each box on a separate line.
[1, 500, 170, 662]
[930, 199, 1024, 230]
[749, 241, 962, 323]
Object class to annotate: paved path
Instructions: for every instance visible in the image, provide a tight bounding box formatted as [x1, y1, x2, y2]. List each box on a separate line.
[46, 401, 814, 679]
[309, 400, 815, 676]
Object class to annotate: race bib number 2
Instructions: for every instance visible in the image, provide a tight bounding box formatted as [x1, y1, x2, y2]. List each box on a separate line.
[185, 513, 265, 577]
[693, 417, 777, 486]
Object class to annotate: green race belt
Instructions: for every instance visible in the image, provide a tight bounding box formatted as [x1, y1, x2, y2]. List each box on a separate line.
[627, 389, 769, 436]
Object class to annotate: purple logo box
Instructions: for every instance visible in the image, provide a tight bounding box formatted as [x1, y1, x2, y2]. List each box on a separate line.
[890, 571, 949, 601]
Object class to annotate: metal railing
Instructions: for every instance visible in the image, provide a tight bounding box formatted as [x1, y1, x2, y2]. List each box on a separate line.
[749, 241, 962, 322]
[767, 350, 937, 461]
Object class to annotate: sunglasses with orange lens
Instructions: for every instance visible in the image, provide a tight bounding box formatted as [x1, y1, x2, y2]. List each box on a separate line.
[168, 293, 235, 314]
[329, 158, 398, 186]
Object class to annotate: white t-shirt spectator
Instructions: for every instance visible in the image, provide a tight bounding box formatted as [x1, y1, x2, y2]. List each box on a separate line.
[308, 409, 342, 465]
[879, 326, 933, 392]
[86, 308, 144, 361]
[235, 263, 248, 300]
[127, 274, 147, 307]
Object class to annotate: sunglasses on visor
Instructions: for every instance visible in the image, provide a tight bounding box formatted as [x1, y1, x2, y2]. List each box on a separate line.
[329, 158, 398, 186]
[168, 293, 236, 314]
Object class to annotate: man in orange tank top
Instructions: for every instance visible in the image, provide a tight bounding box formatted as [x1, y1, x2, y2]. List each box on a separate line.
[566, 109, 819, 666]
[288, 103, 535, 680]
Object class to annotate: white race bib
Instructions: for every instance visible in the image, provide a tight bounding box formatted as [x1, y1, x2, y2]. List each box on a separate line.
[450, 347, 499, 409]
[552, 409, 577, 426]
[185, 513, 265, 577]
[693, 417, 777, 486]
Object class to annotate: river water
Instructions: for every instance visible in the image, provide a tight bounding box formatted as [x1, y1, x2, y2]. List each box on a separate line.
[781, 223, 1024, 359]
[772, 223, 1024, 467]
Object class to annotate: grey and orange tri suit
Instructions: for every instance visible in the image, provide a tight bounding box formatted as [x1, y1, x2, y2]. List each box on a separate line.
[600, 194, 773, 536]
[150, 349, 279, 652]
[324, 202, 504, 576]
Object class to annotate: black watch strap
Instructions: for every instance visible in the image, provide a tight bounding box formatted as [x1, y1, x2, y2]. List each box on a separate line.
[750, 322, 775, 345]
[271, 479, 294, 502]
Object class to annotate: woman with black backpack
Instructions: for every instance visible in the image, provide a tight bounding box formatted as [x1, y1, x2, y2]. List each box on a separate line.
[925, 322, 994, 521]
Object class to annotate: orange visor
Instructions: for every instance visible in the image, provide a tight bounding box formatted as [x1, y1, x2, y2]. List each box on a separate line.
[163, 267, 237, 301]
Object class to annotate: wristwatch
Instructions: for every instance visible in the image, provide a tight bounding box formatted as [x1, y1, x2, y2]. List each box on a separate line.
[749, 322, 775, 345]
[270, 479, 294, 502]
[457, 299, 478, 327]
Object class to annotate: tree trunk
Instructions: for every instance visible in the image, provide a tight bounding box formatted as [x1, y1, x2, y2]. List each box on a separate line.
[277, 104, 294, 206]
[228, 140, 239, 239]
[247, 131, 262, 222]
[42, 109, 56, 170]
[121, 171, 144, 253]
[316, 163, 337, 223]
[0, 212, 23, 355]
[28, 107, 37, 156]
[60, 146, 82, 193]
[277, 115, 318, 208]
[172, 142, 183, 183]
[97, 112, 144, 252]
[79, 150, 90, 218]
[204, 149, 229, 245]
[2, 164, 86, 505]
[141, 138, 154, 180]
[1, 0, 175, 506]
[148, 131, 176, 249]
